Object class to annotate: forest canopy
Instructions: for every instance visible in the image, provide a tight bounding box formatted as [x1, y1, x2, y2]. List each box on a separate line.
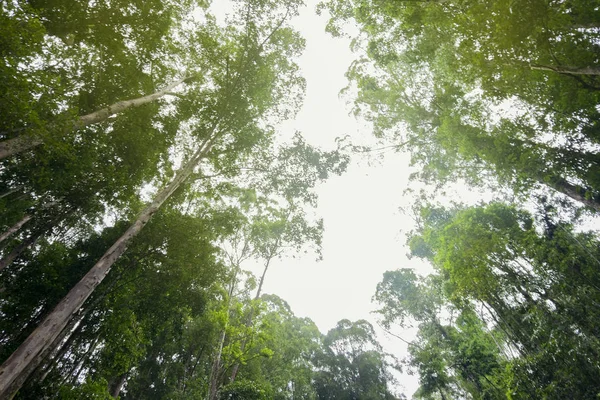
[1, 0, 600, 399]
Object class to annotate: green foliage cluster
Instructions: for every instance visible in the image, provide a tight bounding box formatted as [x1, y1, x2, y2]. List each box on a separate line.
[319, 0, 600, 398]
[374, 204, 600, 399]
[0, 1, 400, 399]
[321, 0, 600, 210]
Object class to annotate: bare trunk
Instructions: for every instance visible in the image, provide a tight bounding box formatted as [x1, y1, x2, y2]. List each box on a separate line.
[254, 257, 272, 301]
[207, 330, 227, 400]
[208, 263, 242, 400]
[0, 78, 188, 160]
[530, 64, 600, 76]
[35, 281, 114, 386]
[543, 176, 600, 212]
[108, 373, 127, 398]
[0, 187, 22, 199]
[0, 215, 32, 244]
[0, 229, 43, 272]
[0, 138, 212, 399]
[67, 335, 100, 387]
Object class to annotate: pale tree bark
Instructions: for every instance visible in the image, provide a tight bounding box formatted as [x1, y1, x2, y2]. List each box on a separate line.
[0, 187, 22, 199]
[0, 136, 214, 399]
[0, 205, 66, 272]
[0, 215, 33, 244]
[33, 277, 119, 387]
[530, 64, 600, 76]
[0, 77, 189, 160]
[543, 175, 600, 212]
[207, 329, 227, 400]
[208, 262, 243, 400]
[0, 229, 43, 272]
[108, 373, 128, 398]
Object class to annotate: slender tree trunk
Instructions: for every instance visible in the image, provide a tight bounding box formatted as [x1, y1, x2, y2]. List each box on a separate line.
[67, 335, 101, 387]
[0, 138, 213, 399]
[34, 279, 115, 386]
[229, 256, 273, 383]
[0, 310, 76, 400]
[530, 64, 600, 76]
[0, 229, 43, 272]
[0, 77, 188, 160]
[208, 330, 227, 400]
[0, 215, 32, 244]
[208, 262, 242, 400]
[0, 187, 22, 199]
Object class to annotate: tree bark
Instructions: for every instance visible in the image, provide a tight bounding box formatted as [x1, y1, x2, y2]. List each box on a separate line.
[0, 229, 43, 272]
[207, 330, 227, 400]
[0, 187, 22, 199]
[530, 64, 600, 76]
[543, 176, 600, 212]
[208, 262, 241, 400]
[0, 77, 188, 160]
[0, 138, 213, 399]
[0, 215, 32, 244]
[228, 255, 274, 383]
[108, 373, 128, 398]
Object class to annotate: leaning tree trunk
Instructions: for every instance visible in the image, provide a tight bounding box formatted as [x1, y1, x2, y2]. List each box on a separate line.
[530, 64, 600, 76]
[542, 175, 600, 212]
[0, 138, 213, 399]
[0, 77, 189, 160]
[0, 229, 43, 272]
[0, 215, 32, 244]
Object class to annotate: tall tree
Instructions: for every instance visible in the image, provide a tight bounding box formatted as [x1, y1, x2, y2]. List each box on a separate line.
[0, 0, 307, 396]
[319, 0, 600, 210]
[313, 319, 399, 400]
[396, 202, 600, 398]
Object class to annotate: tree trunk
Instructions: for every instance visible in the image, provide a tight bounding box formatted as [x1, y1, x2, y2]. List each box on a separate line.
[0, 187, 22, 199]
[0, 229, 43, 272]
[0, 138, 213, 399]
[543, 176, 600, 212]
[34, 280, 115, 386]
[208, 262, 241, 400]
[0, 311, 77, 400]
[530, 64, 600, 76]
[0, 77, 188, 160]
[108, 373, 128, 398]
[67, 334, 101, 387]
[207, 330, 227, 400]
[0, 215, 32, 244]
[229, 256, 273, 383]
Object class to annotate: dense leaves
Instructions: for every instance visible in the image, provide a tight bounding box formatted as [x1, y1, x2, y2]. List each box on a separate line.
[0, 1, 398, 399]
[375, 204, 600, 398]
[321, 0, 600, 210]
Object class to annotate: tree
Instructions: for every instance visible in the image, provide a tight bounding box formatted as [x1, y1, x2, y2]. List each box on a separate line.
[398, 202, 600, 398]
[374, 269, 505, 399]
[319, 0, 600, 210]
[0, 0, 308, 396]
[0, 0, 200, 158]
[313, 319, 398, 400]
